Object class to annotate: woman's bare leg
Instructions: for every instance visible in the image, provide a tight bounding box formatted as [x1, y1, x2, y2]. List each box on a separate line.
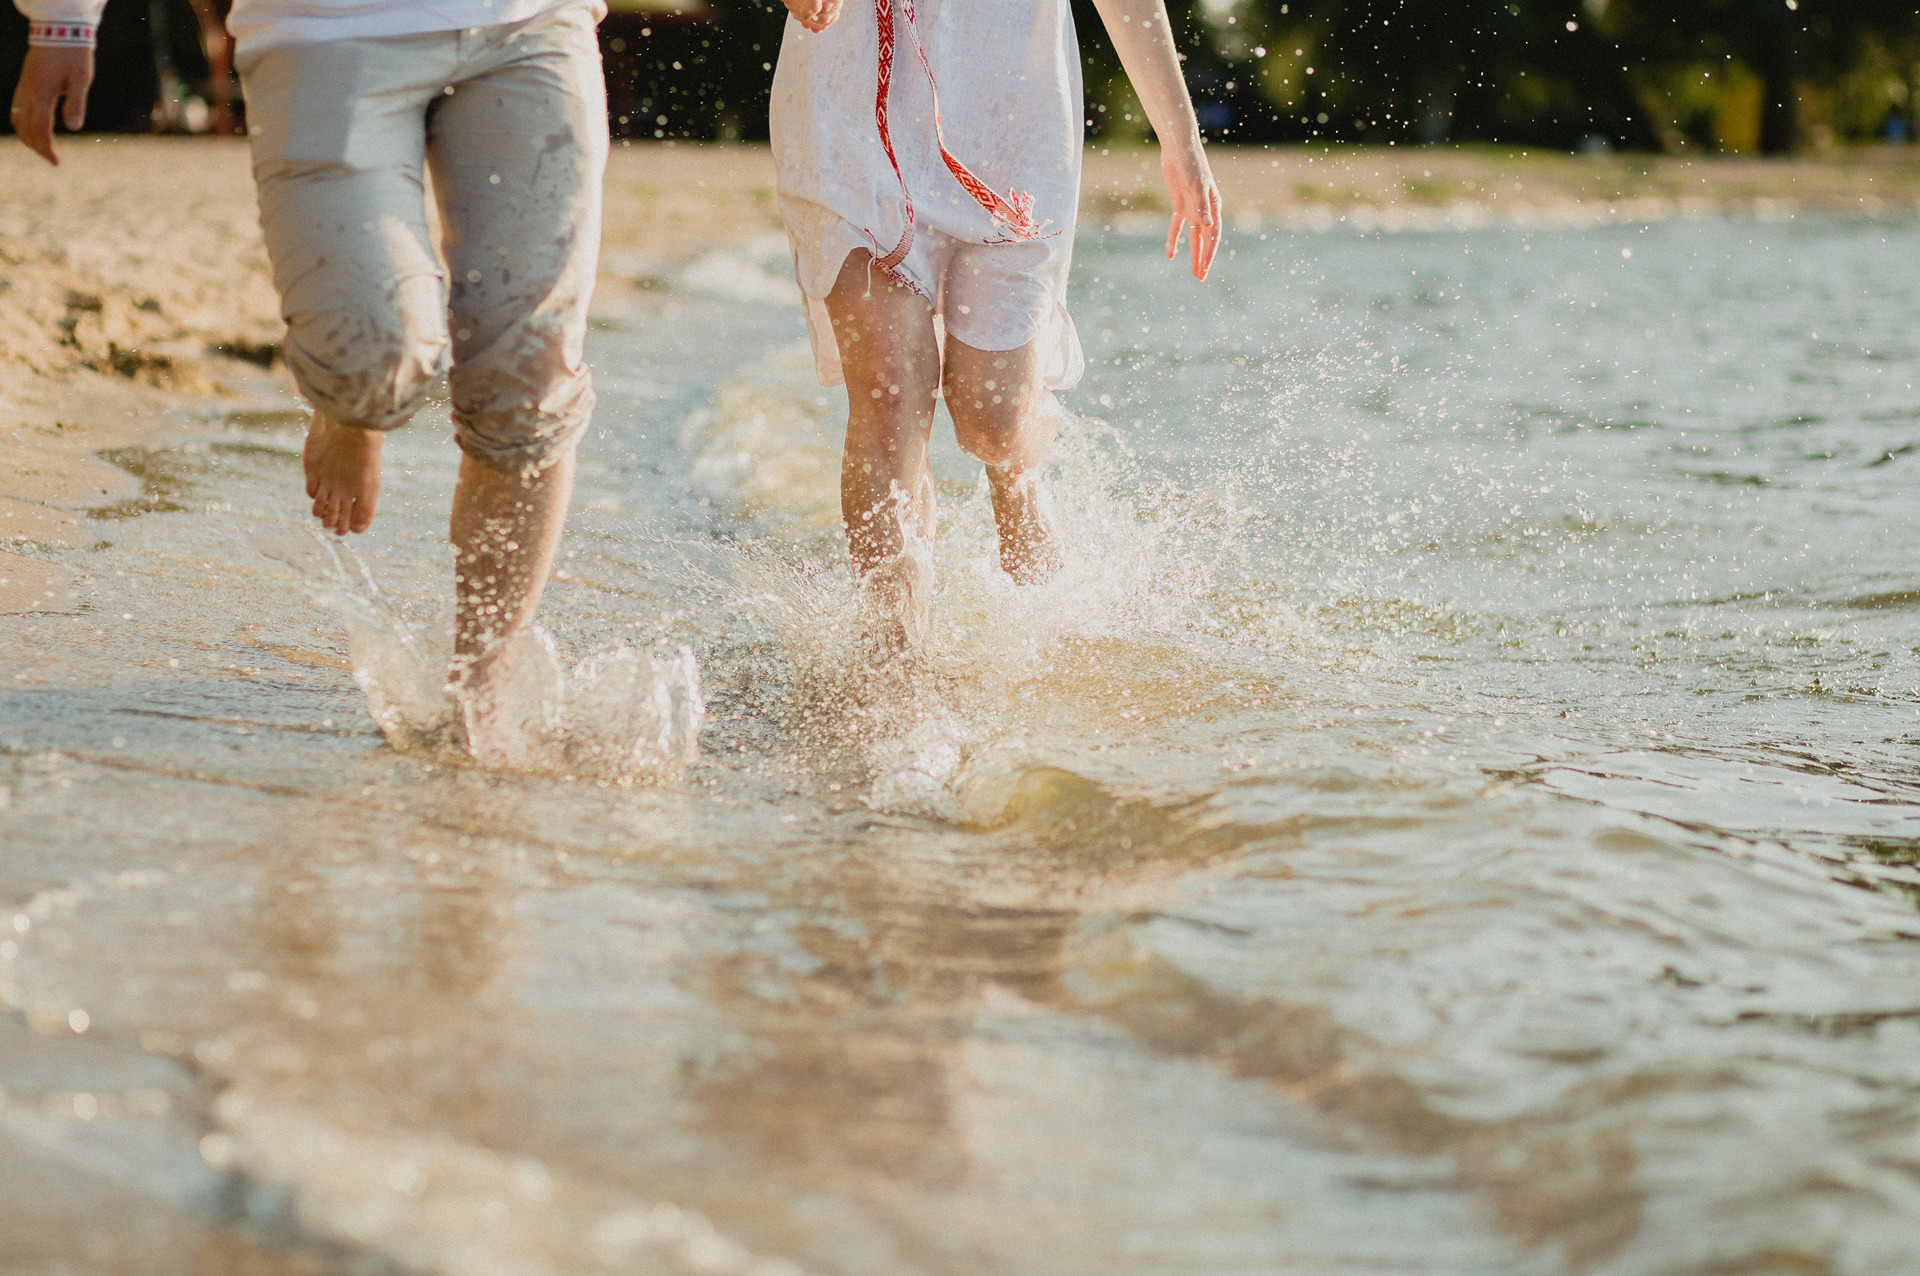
[823, 251, 943, 647]
[943, 337, 1063, 584]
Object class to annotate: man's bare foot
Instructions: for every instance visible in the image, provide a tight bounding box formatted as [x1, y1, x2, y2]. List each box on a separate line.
[451, 644, 535, 769]
[304, 411, 384, 535]
[985, 466, 1063, 585]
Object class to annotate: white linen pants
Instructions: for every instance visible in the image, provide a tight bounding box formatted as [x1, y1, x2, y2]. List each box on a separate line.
[238, 1, 608, 472]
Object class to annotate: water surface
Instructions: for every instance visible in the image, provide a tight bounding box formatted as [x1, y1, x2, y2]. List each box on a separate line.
[5, 214, 1920, 1274]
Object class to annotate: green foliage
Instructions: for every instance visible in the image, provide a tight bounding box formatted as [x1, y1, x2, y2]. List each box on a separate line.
[1219, 0, 1920, 150]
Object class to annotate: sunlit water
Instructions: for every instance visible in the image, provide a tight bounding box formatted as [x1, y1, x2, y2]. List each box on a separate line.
[6, 214, 1920, 1274]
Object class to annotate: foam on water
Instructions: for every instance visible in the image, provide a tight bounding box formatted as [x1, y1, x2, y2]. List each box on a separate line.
[256, 527, 703, 782]
[205, 1094, 806, 1276]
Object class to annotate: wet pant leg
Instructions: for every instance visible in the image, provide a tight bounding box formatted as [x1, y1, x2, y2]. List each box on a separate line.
[239, 3, 606, 470]
[241, 37, 454, 432]
[429, 6, 609, 473]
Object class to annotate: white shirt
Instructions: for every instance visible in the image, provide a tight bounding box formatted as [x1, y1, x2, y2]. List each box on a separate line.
[17, 0, 582, 56]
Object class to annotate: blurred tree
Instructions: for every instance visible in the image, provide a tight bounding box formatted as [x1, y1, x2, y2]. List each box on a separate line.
[1229, 0, 1664, 149]
[1235, 0, 1920, 151]
[600, 0, 782, 140]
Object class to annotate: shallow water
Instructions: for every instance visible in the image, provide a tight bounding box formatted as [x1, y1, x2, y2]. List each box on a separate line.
[6, 214, 1920, 1274]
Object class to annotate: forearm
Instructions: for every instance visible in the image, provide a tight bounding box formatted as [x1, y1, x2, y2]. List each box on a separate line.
[1089, 0, 1199, 146]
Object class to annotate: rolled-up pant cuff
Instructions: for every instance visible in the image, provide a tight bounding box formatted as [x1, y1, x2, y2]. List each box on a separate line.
[455, 384, 595, 473]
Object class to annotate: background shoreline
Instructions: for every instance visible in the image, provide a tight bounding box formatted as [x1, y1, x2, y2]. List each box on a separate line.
[3, 136, 1917, 611]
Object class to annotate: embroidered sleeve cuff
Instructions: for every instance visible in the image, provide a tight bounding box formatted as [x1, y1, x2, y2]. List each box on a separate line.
[26, 19, 97, 47]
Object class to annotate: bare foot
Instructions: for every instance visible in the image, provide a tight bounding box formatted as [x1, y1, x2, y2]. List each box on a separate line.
[985, 466, 1063, 585]
[304, 411, 384, 535]
[451, 645, 534, 769]
[857, 543, 932, 659]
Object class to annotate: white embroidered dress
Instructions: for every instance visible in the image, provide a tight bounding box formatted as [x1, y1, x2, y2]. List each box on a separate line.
[771, 0, 1086, 390]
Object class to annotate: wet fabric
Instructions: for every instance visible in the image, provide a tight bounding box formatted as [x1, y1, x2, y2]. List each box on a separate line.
[771, 0, 1085, 390]
[239, 0, 607, 472]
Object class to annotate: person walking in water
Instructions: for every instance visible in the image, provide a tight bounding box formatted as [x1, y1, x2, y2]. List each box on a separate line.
[772, 0, 1220, 648]
[9, 0, 609, 764]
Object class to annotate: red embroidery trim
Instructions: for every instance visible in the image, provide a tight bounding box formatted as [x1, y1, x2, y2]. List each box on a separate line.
[26, 19, 97, 46]
[864, 0, 1051, 275]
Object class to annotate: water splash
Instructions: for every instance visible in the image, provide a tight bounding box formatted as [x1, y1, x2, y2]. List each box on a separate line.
[691, 373, 1256, 818]
[255, 527, 703, 782]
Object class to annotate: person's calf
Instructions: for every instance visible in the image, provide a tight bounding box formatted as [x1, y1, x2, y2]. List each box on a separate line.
[303, 411, 385, 535]
[949, 389, 1064, 584]
[985, 464, 1063, 586]
[450, 449, 575, 662]
[448, 449, 575, 764]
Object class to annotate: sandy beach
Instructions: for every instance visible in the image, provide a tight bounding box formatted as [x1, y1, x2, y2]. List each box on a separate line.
[7, 137, 1920, 1274]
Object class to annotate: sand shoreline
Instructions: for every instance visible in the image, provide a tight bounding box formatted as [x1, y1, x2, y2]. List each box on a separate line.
[3, 137, 1916, 611]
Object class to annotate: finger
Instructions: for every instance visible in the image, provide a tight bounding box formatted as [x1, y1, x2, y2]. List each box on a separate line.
[1165, 211, 1181, 260]
[61, 68, 92, 132]
[14, 98, 56, 164]
[1194, 189, 1221, 278]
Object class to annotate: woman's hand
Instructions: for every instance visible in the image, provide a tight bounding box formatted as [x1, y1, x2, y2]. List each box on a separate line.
[1090, 0, 1222, 279]
[10, 46, 94, 166]
[1162, 135, 1221, 280]
[782, 0, 843, 33]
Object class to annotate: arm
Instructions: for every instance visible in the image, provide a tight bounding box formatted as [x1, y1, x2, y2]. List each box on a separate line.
[9, 1, 104, 165]
[1088, 0, 1221, 279]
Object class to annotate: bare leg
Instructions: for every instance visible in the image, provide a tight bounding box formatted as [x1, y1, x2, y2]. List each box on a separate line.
[448, 448, 575, 764]
[823, 251, 943, 650]
[944, 337, 1063, 584]
[304, 410, 385, 536]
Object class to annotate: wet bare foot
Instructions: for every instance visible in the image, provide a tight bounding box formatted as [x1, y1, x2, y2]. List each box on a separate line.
[304, 411, 383, 535]
[857, 545, 932, 659]
[986, 466, 1062, 585]
[451, 647, 533, 769]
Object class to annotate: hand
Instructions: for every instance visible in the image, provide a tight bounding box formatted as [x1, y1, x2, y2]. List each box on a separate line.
[1161, 136, 1221, 280]
[782, 0, 843, 33]
[10, 46, 93, 165]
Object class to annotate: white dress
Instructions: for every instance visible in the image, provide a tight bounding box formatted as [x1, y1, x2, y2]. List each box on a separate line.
[771, 0, 1086, 391]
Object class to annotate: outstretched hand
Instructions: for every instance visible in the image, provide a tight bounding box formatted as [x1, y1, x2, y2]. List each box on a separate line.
[1162, 138, 1221, 280]
[782, 0, 843, 33]
[10, 46, 93, 165]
